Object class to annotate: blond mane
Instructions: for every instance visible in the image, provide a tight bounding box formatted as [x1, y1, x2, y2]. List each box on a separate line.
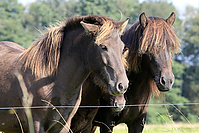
[20, 15, 116, 78]
[125, 17, 180, 73]
[95, 20, 114, 45]
[20, 24, 64, 78]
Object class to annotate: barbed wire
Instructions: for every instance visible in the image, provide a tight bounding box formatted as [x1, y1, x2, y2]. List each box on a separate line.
[0, 102, 199, 110]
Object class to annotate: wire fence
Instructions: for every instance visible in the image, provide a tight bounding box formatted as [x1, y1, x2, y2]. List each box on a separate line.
[1, 102, 199, 110]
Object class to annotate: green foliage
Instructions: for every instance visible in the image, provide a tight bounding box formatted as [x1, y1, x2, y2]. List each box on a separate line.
[116, 0, 140, 23]
[187, 113, 199, 123]
[172, 61, 185, 87]
[74, 0, 139, 23]
[147, 100, 168, 124]
[0, 0, 32, 47]
[181, 6, 199, 63]
[22, 0, 75, 47]
[136, 0, 178, 18]
[180, 6, 199, 118]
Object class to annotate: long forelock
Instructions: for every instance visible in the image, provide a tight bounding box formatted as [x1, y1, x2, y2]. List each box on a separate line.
[123, 22, 143, 73]
[95, 18, 115, 45]
[126, 17, 180, 73]
[140, 17, 180, 55]
[65, 15, 115, 45]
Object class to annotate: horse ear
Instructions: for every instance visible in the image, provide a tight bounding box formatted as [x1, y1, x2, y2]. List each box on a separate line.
[80, 21, 99, 35]
[139, 12, 148, 29]
[116, 18, 129, 33]
[166, 12, 175, 25]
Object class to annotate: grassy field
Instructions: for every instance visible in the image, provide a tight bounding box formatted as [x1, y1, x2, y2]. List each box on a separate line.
[95, 123, 199, 133]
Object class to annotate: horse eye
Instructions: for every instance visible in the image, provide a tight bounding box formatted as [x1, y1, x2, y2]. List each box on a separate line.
[100, 45, 108, 51]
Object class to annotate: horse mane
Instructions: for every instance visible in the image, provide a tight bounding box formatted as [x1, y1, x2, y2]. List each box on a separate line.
[139, 75, 160, 101]
[123, 16, 180, 73]
[20, 15, 116, 78]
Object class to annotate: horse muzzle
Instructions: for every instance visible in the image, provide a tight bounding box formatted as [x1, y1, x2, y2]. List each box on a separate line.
[112, 101, 126, 112]
[110, 95, 126, 112]
[156, 72, 174, 92]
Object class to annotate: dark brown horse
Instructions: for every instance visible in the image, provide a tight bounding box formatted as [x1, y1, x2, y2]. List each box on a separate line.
[70, 48, 128, 132]
[0, 15, 129, 133]
[0, 41, 26, 51]
[92, 12, 180, 133]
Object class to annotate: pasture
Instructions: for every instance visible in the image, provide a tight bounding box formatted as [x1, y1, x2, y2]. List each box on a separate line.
[95, 123, 199, 133]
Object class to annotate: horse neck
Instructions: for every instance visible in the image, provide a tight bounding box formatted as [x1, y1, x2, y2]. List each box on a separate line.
[55, 28, 91, 94]
[81, 75, 102, 106]
[122, 23, 152, 102]
[127, 69, 152, 105]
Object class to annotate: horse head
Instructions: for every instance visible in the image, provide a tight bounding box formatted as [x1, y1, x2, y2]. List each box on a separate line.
[110, 95, 126, 112]
[81, 17, 129, 95]
[138, 12, 180, 91]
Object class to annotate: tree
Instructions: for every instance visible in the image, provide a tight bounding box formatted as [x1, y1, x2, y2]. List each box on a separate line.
[180, 6, 199, 117]
[137, 0, 178, 17]
[73, 0, 139, 24]
[181, 6, 199, 65]
[0, 0, 32, 47]
[22, 0, 76, 46]
[22, 0, 140, 45]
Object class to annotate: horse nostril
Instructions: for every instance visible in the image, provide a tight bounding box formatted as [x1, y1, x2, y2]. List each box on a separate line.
[170, 79, 173, 85]
[118, 83, 124, 91]
[114, 102, 118, 107]
[160, 77, 166, 86]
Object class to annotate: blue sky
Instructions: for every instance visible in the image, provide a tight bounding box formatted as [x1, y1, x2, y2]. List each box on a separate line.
[19, 0, 199, 15]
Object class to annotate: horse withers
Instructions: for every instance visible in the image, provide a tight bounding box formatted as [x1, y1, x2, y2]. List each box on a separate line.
[0, 15, 129, 133]
[93, 12, 180, 133]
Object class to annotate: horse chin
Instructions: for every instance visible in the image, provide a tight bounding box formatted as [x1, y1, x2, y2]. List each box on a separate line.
[156, 82, 171, 92]
[159, 88, 170, 92]
[110, 98, 126, 112]
[111, 106, 125, 112]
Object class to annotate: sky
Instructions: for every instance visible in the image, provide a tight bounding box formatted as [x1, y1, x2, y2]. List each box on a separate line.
[19, 0, 199, 15]
[169, 0, 199, 11]
[139, 0, 199, 14]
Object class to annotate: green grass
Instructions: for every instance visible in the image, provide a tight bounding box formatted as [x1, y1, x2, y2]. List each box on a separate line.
[94, 105, 199, 133]
[94, 123, 199, 133]
[94, 124, 127, 133]
[143, 123, 199, 133]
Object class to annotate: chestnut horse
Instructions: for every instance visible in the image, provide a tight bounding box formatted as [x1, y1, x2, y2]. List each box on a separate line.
[0, 15, 129, 133]
[93, 12, 180, 133]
